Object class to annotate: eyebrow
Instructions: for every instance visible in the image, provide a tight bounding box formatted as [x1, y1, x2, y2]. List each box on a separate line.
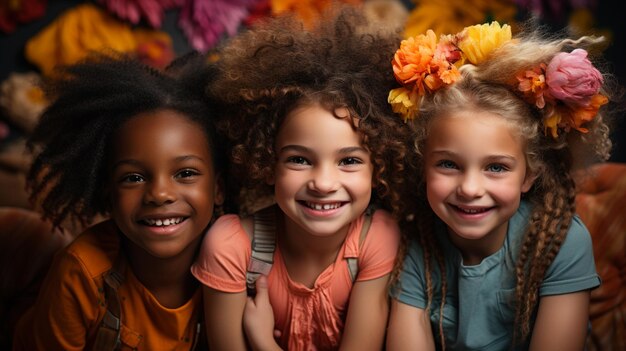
[112, 155, 207, 169]
[429, 150, 517, 163]
[279, 145, 368, 155]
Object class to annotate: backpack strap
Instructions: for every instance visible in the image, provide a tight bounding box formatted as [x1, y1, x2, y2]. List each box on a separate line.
[346, 207, 374, 282]
[246, 206, 276, 296]
[93, 253, 125, 351]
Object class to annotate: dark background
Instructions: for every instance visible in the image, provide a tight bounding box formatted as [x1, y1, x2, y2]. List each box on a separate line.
[1, 0, 624, 162]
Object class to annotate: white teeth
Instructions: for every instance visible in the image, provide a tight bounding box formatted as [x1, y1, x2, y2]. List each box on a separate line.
[460, 208, 485, 214]
[143, 217, 183, 226]
[306, 202, 341, 210]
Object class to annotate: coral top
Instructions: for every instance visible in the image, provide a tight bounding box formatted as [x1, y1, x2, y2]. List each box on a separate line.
[192, 209, 400, 350]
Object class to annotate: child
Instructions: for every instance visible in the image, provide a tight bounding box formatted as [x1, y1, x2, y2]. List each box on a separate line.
[190, 6, 418, 351]
[12, 53, 225, 350]
[386, 22, 616, 350]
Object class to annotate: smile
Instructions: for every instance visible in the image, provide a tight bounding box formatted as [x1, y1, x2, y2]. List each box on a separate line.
[141, 217, 185, 226]
[453, 205, 491, 214]
[303, 201, 343, 210]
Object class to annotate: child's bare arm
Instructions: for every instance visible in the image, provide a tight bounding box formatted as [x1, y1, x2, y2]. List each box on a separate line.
[203, 286, 248, 351]
[386, 299, 435, 350]
[529, 291, 591, 351]
[338, 274, 391, 350]
[244, 275, 283, 351]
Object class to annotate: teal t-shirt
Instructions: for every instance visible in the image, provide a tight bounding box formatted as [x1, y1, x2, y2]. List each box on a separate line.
[395, 200, 600, 350]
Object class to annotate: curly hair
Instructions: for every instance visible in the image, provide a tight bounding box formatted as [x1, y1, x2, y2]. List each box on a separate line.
[27, 52, 229, 228]
[209, 5, 419, 223]
[409, 27, 617, 348]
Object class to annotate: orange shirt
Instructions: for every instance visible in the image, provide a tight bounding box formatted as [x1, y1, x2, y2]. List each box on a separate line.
[13, 220, 203, 351]
[192, 210, 400, 350]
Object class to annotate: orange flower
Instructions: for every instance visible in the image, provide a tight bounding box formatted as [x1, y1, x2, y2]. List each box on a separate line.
[543, 93, 607, 137]
[569, 93, 608, 132]
[517, 63, 550, 109]
[392, 30, 437, 93]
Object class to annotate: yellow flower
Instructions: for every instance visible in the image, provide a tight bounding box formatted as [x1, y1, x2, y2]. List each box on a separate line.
[543, 109, 562, 138]
[458, 21, 512, 64]
[388, 87, 419, 122]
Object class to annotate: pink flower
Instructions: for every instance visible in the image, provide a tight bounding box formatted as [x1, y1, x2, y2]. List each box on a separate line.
[546, 48, 603, 107]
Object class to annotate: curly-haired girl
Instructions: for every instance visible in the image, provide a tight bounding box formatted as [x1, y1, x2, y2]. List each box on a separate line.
[190, 6, 418, 351]
[386, 22, 617, 350]
[13, 53, 226, 350]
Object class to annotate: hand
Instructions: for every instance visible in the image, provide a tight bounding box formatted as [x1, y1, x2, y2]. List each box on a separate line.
[243, 275, 282, 351]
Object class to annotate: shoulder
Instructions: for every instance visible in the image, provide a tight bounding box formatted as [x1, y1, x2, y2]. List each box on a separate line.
[541, 214, 600, 295]
[368, 209, 401, 238]
[202, 214, 251, 249]
[195, 214, 251, 269]
[555, 215, 594, 259]
[62, 219, 119, 279]
[357, 209, 400, 254]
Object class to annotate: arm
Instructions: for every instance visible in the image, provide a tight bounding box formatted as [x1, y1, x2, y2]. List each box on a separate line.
[529, 291, 591, 351]
[243, 276, 282, 351]
[386, 298, 435, 351]
[338, 274, 391, 351]
[203, 286, 248, 351]
[12, 240, 104, 351]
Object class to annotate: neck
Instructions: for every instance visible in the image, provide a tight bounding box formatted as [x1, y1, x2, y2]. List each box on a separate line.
[447, 225, 508, 266]
[279, 214, 349, 259]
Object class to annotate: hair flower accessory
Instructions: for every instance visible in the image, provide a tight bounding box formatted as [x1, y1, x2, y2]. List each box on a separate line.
[517, 48, 606, 138]
[546, 49, 603, 106]
[457, 22, 512, 65]
[388, 21, 512, 122]
[388, 30, 462, 121]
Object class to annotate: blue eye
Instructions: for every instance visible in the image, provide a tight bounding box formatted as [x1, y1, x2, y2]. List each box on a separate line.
[437, 160, 457, 169]
[487, 164, 507, 173]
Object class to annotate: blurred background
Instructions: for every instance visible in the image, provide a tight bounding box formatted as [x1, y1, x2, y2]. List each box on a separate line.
[1, 0, 624, 211]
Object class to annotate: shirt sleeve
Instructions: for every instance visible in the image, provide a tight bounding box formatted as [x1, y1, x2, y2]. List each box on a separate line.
[355, 210, 401, 281]
[540, 216, 601, 296]
[393, 237, 429, 309]
[13, 246, 104, 351]
[191, 214, 250, 293]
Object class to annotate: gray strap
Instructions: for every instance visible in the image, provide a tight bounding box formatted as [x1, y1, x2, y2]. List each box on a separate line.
[347, 210, 373, 282]
[246, 206, 276, 295]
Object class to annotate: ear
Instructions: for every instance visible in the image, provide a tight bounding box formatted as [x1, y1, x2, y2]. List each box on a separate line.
[521, 170, 538, 194]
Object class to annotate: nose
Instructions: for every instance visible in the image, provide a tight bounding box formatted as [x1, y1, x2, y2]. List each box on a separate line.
[307, 165, 340, 194]
[457, 171, 485, 199]
[143, 176, 176, 205]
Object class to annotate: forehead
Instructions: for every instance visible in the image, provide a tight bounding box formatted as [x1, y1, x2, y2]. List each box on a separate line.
[427, 110, 526, 156]
[277, 104, 361, 146]
[112, 109, 211, 160]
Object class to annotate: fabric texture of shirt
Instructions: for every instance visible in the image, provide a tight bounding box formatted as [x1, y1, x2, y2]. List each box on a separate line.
[13, 220, 203, 351]
[395, 200, 600, 351]
[192, 208, 400, 350]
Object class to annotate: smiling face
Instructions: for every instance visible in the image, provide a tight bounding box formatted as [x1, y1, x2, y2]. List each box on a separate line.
[424, 110, 535, 255]
[271, 103, 374, 239]
[108, 109, 222, 259]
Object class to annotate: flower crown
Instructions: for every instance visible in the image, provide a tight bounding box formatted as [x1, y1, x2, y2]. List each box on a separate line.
[388, 21, 607, 138]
